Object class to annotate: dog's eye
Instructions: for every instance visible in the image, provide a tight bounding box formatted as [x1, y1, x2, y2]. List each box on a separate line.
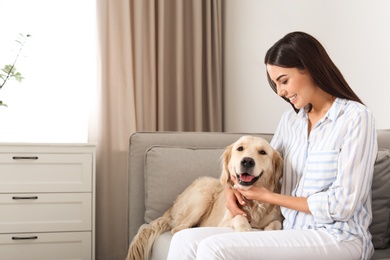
[259, 150, 267, 155]
[237, 146, 244, 151]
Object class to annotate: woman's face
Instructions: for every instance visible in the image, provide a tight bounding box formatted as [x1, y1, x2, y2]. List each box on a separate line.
[266, 64, 317, 110]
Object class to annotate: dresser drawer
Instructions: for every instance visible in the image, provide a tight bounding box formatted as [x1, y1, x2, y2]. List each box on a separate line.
[0, 153, 92, 193]
[0, 193, 92, 233]
[0, 231, 92, 260]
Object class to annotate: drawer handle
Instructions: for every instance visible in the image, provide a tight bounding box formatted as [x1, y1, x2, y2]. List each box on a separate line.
[12, 196, 38, 200]
[12, 156, 39, 160]
[12, 236, 38, 240]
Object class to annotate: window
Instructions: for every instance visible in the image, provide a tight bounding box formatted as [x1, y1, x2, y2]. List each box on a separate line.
[0, 0, 97, 143]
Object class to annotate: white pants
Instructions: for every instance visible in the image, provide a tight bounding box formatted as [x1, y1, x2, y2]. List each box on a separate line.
[167, 227, 362, 260]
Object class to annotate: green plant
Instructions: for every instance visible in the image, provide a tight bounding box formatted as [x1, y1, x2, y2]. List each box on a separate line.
[0, 33, 31, 107]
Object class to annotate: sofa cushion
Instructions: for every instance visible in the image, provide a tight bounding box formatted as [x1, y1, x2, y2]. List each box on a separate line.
[370, 149, 390, 249]
[144, 146, 225, 223]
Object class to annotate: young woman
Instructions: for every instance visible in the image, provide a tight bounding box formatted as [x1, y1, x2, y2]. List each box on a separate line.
[167, 31, 378, 260]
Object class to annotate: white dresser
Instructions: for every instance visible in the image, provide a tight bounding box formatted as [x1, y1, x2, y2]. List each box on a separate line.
[0, 143, 96, 260]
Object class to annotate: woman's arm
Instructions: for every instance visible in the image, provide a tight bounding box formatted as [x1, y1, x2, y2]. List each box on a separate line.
[237, 186, 311, 214]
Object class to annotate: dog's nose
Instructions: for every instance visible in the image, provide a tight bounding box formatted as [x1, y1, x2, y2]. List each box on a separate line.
[241, 157, 255, 169]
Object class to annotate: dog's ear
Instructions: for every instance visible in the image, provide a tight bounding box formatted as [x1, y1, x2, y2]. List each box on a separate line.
[219, 143, 233, 186]
[273, 151, 283, 193]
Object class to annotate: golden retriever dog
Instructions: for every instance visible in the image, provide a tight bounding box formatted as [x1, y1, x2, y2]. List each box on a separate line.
[126, 136, 283, 260]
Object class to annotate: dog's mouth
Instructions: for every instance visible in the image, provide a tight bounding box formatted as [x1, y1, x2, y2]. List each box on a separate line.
[236, 171, 263, 186]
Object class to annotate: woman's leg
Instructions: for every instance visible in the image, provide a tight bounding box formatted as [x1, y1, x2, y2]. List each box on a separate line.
[167, 227, 234, 260]
[168, 228, 362, 260]
[196, 229, 362, 260]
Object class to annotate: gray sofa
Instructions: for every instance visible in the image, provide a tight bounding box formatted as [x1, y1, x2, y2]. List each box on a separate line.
[128, 130, 390, 260]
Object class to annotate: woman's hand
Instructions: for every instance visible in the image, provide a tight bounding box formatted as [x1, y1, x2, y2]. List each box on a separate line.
[237, 186, 271, 201]
[225, 186, 248, 218]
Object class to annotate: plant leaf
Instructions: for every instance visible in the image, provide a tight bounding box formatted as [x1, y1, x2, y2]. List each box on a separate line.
[14, 72, 24, 81]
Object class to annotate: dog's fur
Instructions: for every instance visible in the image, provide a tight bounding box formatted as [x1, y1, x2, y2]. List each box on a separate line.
[126, 136, 283, 260]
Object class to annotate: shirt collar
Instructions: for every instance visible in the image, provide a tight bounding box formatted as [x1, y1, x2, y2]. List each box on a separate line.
[327, 98, 347, 121]
[296, 97, 347, 122]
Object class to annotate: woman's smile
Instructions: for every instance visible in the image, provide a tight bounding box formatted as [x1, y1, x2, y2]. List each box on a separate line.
[287, 94, 297, 103]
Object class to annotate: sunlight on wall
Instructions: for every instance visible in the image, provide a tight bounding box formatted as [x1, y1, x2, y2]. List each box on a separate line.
[0, 0, 97, 143]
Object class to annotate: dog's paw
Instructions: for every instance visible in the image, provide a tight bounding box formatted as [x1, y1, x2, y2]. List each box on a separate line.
[236, 225, 252, 232]
[233, 215, 252, 232]
[263, 220, 282, 231]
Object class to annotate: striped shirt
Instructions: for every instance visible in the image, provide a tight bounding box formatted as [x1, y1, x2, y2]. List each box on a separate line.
[271, 98, 378, 260]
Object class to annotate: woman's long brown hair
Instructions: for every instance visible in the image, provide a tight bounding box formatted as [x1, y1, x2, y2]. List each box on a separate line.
[264, 31, 363, 113]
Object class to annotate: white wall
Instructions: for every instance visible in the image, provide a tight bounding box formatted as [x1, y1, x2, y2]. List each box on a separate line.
[224, 0, 390, 133]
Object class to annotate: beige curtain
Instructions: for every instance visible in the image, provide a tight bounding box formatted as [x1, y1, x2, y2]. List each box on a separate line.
[92, 0, 222, 259]
[135, 0, 223, 131]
